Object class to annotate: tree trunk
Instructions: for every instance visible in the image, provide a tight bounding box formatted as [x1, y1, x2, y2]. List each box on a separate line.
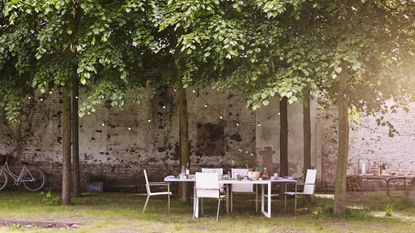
[72, 78, 81, 197]
[303, 88, 312, 177]
[178, 87, 190, 202]
[62, 94, 72, 205]
[334, 73, 349, 216]
[280, 97, 288, 177]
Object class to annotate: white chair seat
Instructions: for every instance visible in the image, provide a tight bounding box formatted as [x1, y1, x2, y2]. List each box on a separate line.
[284, 192, 304, 196]
[150, 191, 172, 196]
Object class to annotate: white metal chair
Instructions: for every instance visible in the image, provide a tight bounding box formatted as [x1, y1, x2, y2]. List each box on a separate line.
[230, 168, 258, 212]
[200, 168, 227, 210]
[142, 169, 172, 214]
[193, 172, 226, 221]
[284, 169, 317, 214]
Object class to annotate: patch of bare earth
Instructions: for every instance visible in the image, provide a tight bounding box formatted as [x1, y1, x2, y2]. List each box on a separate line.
[0, 220, 81, 230]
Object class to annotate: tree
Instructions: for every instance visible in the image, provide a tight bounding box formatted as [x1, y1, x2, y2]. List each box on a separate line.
[157, 0, 415, 216]
[2, 0, 159, 204]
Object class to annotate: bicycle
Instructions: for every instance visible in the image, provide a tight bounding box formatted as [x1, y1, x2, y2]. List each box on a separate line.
[0, 154, 45, 191]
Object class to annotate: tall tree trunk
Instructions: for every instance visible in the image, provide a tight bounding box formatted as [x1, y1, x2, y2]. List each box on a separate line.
[280, 97, 288, 177]
[178, 87, 190, 202]
[303, 88, 312, 177]
[334, 73, 349, 216]
[62, 94, 72, 205]
[72, 78, 81, 197]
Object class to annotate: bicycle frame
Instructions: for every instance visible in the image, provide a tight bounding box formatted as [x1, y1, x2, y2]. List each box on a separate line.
[0, 160, 34, 184]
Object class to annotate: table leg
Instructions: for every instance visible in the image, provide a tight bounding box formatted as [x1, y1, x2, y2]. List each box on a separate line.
[260, 183, 271, 218]
[267, 182, 271, 218]
[261, 184, 265, 213]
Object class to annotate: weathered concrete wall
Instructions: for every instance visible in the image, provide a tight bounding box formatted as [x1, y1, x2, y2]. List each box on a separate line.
[0, 89, 255, 191]
[349, 103, 415, 176]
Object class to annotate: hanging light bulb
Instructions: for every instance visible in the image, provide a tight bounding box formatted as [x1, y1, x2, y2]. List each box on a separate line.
[49, 91, 53, 95]
[39, 98, 43, 102]
[27, 96, 32, 100]
[128, 127, 131, 131]
[147, 119, 151, 122]
[204, 104, 208, 108]
[278, 112, 281, 116]
[219, 115, 223, 119]
[236, 122, 240, 126]
[192, 90, 196, 93]
[75, 96, 79, 99]
[257, 123, 261, 127]
[102, 123, 105, 126]
[162, 105, 166, 109]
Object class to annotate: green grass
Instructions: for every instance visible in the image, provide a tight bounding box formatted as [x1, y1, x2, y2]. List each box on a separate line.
[0, 191, 414, 233]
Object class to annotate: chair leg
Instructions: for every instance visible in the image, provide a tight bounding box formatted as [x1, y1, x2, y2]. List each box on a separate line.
[294, 194, 297, 215]
[142, 195, 150, 214]
[168, 194, 171, 214]
[216, 198, 221, 221]
[255, 185, 259, 212]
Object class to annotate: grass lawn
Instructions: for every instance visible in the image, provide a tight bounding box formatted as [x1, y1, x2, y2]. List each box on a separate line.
[0, 190, 414, 233]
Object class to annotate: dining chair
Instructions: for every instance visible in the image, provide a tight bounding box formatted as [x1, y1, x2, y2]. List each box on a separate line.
[142, 169, 172, 214]
[230, 168, 258, 212]
[193, 172, 226, 221]
[201, 168, 226, 211]
[284, 169, 317, 214]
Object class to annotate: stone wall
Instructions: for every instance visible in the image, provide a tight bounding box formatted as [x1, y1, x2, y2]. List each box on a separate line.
[2, 90, 415, 192]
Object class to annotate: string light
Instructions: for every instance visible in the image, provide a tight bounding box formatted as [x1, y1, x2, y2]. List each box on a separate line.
[75, 96, 79, 99]
[87, 112, 91, 115]
[101, 123, 105, 126]
[162, 105, 166, 109]
[128, 127, 131, 131]
[49, 91, 53, 95]
[192, 90, 196, 93]
[278, 112, 281, 116]
[257, 123, 261, 127]
[204, 104, 208, 108]
[236, 122, 240, 126]
[27, 96, 32, 100]
[173, 89, 177, 92]
[219, 115, 223, 119]
[39, 98, 43, 102]
[147, 119, 151, 122]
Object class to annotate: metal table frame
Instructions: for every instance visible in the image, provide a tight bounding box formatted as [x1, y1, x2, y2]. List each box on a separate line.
[164, 177, 296, 218]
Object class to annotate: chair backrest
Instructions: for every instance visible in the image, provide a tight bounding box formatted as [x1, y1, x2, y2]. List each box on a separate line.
[201, 168, 223, 175]
[231, 168, 253, 193]
[303, 169, 317, 195]
[143, 169, 151, 194]
[195, 172, 220, 198]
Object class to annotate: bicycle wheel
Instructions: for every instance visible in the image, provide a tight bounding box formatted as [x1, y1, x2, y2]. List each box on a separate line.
[22, 169, 45, 191]
[0, 172, 8, 191]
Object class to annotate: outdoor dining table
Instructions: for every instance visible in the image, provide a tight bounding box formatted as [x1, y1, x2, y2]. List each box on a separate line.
[360, 175, 415, 197]
[164, 176, 297, 218]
